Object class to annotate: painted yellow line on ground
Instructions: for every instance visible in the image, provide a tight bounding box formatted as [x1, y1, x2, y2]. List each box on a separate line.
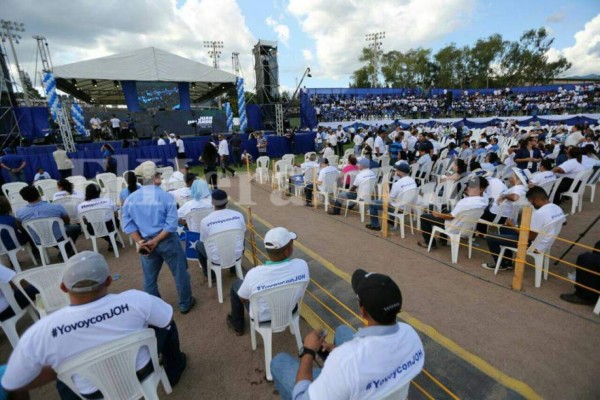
[245, 206, 542, 400]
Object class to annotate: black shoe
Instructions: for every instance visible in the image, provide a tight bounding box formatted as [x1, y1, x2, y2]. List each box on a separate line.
[169, 352, 187, 387]
[180, 296, 196, 314]
[226, 315, 244, 336]
[560, 293, 594, 305]
[365, 224, 381, 231]
[305, 202, 312, 207]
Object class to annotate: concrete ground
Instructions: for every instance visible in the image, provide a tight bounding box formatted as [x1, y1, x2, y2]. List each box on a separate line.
[1, 169, 599, 399]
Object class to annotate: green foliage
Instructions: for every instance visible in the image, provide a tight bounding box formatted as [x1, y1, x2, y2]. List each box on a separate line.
[352, 27, 571, 89]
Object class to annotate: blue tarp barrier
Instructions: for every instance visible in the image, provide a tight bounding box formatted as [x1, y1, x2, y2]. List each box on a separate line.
[13, 107, 50, 139]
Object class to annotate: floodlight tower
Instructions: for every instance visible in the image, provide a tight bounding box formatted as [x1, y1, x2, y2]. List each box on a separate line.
[0, 20, 30, 106]
[365, 31, 385, 88]
[203, 40, 224, 69]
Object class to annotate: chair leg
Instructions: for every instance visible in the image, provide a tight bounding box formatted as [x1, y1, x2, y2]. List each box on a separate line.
[292, 317, 303, 351]
[534, 257, 543, 288]
[235, 260, 243, 279]
[543, 255, 549, 280]
[594, 298, 600, 315]
[263, 330, 273, 381]
[450, 235, 460, 264]
[215, 267, 224, 304]
[591, 186, 596, 203]
[7, 250, 21, 273]
[359, 202, 365, 223]
[494, 247, 507, 275]
[110, 234, 119, 258]
[91, 237, 98, 254]
[1, 318, 20, 347]
[399, 215, 405, 239]
[207, 262, 213, 288]
[467, 236, 473, 259]
[250, 322, 257, 350]
[39, 246, 48, 266]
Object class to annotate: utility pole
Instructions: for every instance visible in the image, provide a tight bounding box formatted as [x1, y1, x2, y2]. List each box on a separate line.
[1, 20, 30, 106]
[203, 40, 223, 69]
[365, 31, 385, 88]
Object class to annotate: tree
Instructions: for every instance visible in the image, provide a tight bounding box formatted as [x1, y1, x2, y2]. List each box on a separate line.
[350, 66, 371, 87]
[381, 48, 433, 88]
[433, 44, 468, 88]
[468, 34, 506, 88]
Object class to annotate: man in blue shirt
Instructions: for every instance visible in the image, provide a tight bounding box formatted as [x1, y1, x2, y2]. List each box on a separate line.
[15, 185, 80, 256]
[388, 135, 403, 165]
[0, 150, 26, 183]
[122, 162, 195, 314]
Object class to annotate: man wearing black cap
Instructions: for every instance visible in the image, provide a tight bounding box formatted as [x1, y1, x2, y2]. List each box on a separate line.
[271, 269, 424, 400]
[195, 189, 246, 279]
[1, 251, 188, 399]
[366, 163, 416, 231]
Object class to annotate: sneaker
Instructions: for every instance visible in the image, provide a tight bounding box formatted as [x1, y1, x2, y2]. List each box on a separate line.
[180, 296, 196, 314]
[481, 263, 496, 270]
[226, 314, 244, 336]
[560, 293, 594, 305]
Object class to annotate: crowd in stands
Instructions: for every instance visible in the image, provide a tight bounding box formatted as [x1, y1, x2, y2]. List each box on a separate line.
[312, 84, 600, 121]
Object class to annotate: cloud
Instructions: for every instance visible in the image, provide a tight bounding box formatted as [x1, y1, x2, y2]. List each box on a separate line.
[287, 0, 475, 80]
[549, 14, 600, 76]
[2, 0, 257, 89]
[546, 11, 565, 24]
[265, 16, 290, 45]
[302, 49, 313, 62]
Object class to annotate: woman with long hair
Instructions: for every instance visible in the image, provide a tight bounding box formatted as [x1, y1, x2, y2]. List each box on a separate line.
[53, 178, 84, 201]
[200, 142, 219, 188]
[101, 143, 117, 174]
[119, 171, 140, 205]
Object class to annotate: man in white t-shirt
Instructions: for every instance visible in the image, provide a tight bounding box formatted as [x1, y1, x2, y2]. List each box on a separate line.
[481, 173, 527, 229]
[564, 125, 584, 148]
[373, 131, 386, 157]
[169, 172, 196, 204]
[218, 134, 236, 178]
[175, 135, 186, 160]
[157, 133, 167, 146]
[353, 130, 364, 156]
[1, 252, 187, 399]
[529, 159, 556, 188]
[168, 133, 177, 144]
[109, 114, 120, 138]
[52, 145, 73, 179]
[77, 184, 118, 251]
[483, 186, 565, 270]
[552, 147, 585, 205]
[271, 268, 424, 400]
[89, 116, 102, 141]
[366, 163, 416, 231]
[227, 227, 309, 336]
[329, 158, 376, 215]
[303, 158, 339, 207]
[418, 176, 489, 248]
[194, 189, 246, 279]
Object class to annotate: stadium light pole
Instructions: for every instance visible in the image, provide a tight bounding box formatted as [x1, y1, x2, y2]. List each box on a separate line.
[203, 40, 224, 69]
[1, 20, 30, 106]
[365, 31, 385, 88]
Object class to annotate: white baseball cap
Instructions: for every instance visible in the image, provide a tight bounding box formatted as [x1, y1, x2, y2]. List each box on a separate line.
[62, 251, 110, 293]
[264, 227, 297, 250]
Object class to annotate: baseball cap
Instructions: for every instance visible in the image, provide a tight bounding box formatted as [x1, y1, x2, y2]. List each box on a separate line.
[394, 163, 410, 173]
[62, 251, 110, 293]
[264, 227, 297, 250]
[319, 157, 329, 164]
[352, 269, 402, 323]
[358, 158, 370, 168]
[134, 161, 157, 180]
[211, 189, 228, 206]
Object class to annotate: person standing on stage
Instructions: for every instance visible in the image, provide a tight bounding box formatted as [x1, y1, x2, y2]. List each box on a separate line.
[53, 145, 73, 179]
[109, 114, 121, 138]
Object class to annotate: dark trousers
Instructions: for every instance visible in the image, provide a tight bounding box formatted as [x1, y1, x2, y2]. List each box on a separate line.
[477, 208, 507, 234]
[55, 321, 186, 400]
[0, 284, 38, 321]
[204, 166, 218, 188]
[336, 142, 344, 156]
[85, 220, 118, 246]
[230, 279, 247, 331]
[574, 253, 600, 302]
[58, 169, 72, 179]
[484, 228, 520, 264]
[420, 213, 446, 246]
[304, 183, 314, 204]
[220, 155, 235, 176]
[554, 177, 575, 205]
[232, 148, 242, 167]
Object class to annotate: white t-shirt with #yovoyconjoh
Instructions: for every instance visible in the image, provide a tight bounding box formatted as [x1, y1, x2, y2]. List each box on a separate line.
[1, 290, 172, 395]
[177, 198, 212, 219]
[237, 258, 309, 322]
[557, 159, 584, 179]
[489, 184, 527, 218]
[77, 197, 117, 222]
[446, 196, 488, 234]
[529, 171, 556, 187]
[389, 177, 417, 209]
[0, 265, 16, 314]
[199, 209, 246, 264]
[530, 203, 565, 253]
[306, 322, 424, 400]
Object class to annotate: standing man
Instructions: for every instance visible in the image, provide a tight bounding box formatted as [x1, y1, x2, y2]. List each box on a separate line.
[271, 269, 424, 400]
[352, 129, 364, 156]
[218, 134, 236, 178]
[373, 130, 387, 158]
[0, 150, 26, 183]
[109, 114, 121, 138]
[52, 145, 73, 179]
[89, 115, 102, 142]
[122, 162, 195, 314]
[157, 133, 167, 146]
[230, 132, 242, 168]
[335, 125, 346, 157]
[175, 135, 186, 160]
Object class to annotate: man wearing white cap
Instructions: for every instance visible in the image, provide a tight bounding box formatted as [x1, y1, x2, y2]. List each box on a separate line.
[328, 158, 376, 215]
[226, 227, 309, 336]
[1, 251, 188, 399]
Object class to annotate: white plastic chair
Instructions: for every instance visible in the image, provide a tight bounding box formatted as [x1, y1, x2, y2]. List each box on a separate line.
[0, 224, 37, 272]
[317, 170, 340, 212]
[326, 155, 339, 166]
[66, 175, 87, 186]
[256, 156, 270, 184]
[304, 152, 316, 163]
[387, 188, 419, 238]
[204, 228, 245, 303]
[12, 263, 69, 316]
[339, 170, 359, 194]
[79, 208, 124, 258]
[344, 177, 376, 222]
[379, 382, 410, 400]
[548, 176, 563, 204]
[184, 208, 213, 233]
[594, 298, 600, 315]
[95, 173, 117, 189]
[494, 216, 566, 288]
[583, 167, 600, 203]
[22, 217, 77, 266]
[1, 182, 27, 200]
[0, 280, 39, 347]
[379, 154, 390, 168]
[55, 329, 172, 400]
[272, 160, 289, 191]
[559, 170, 592, 214]
[249, 281, 308, 381]
[427, 207, 485, 264]
[35, 179, 59, 202]
[53, 196, 84, 224]
[294, 168, 317, 198]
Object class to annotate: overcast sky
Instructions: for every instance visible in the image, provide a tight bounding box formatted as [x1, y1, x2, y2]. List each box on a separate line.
[2, 0, 599, 94]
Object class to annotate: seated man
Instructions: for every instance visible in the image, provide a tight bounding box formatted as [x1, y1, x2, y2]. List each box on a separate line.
[169, 172, 196, 203]
[1, 251, 187, 399]
[33, 167, 51, 182]
[195, 190, 246, 279]
[479, 172, 527, 233]
[365, 163, 416, 231]
[328, 158, 376, 215]
[227, 227, 309, 336]
[289, 154, 320, 196]
[560, 240, 600, 306]
[15, 185, 81, 256]
[417, 176, 489, 249]
[271, 269, 424, 400]
[482, 186, 565, 270]
[303, 158, 339, 207]
[528, 159, 556, 188]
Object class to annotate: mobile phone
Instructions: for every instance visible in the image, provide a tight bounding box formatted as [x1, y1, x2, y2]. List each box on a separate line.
[139, 247, 149, 255]
[317, 329, 330, 361]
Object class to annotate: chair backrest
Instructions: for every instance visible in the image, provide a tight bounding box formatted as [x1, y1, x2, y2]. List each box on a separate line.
[395, 187, 419, 208]
[156, 166, 173, 175]
[22, 217, 68, 247]
[303, 167, 318, 185]
[56, 329, 162, 400]
[548, 176, 563, 204]
[587, 167, 600, 185]
[343, 170, 359, 188]
[204, 228, 245, 268]
[282, 154, 295, 166]
[66, 175, 87, 186]
[539, 180, 556, 196]
[357, 177, 376, 200]
[53, 197, 83, 223]
[418, 181, 438, 205]
[257, 156, 270, 170]
[274, 160, 288, 175]
[12, 264, 69, 314]
[326, 155, 339, 166]
[97, 176, 118, 193]
[304, 152, 317, 163]
[569, 170, 593, 194]
[529, 215, 566, 254]
[320, 170, 339, 194]
[379, 155, 390, 167]
[249, 281, 308, 332]
[445, 207, 485, 236]
[35, 179, 59, 201]
[80, 208, 116, 238]
[95, 173, 117, 188]
[2, 182, 27, 200]
[184, 208, 213, 233]
[0, 224, 23, 255]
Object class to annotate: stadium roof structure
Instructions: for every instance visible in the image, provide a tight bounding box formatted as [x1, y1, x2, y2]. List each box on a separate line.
[53, 47, 236, 105]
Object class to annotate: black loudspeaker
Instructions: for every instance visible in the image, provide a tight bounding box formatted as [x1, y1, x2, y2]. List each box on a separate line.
[32, 137, 48, 145]
[74, 136, 93, 144]
[444, 91, 453, 109]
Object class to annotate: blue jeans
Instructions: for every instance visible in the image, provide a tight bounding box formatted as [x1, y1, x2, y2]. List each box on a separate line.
[141, 233, 193, 311]
[271, 325, 355, 400]
[332, 191, 357, 215]
[9, 170, 25, 183]
[368, 199, 395, 227]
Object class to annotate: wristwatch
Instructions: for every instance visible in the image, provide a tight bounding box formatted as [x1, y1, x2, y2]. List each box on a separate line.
[299, 347, 316, 359]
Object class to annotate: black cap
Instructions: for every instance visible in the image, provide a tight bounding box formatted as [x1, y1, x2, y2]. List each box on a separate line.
[352, 269, 402, 324]
[211, 189, 228, 206]
[184, 172, 197, 183]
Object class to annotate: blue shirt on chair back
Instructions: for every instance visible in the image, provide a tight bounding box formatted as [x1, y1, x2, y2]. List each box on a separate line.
[15, 202, 69, 242]
[122, 185, 179, 238]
